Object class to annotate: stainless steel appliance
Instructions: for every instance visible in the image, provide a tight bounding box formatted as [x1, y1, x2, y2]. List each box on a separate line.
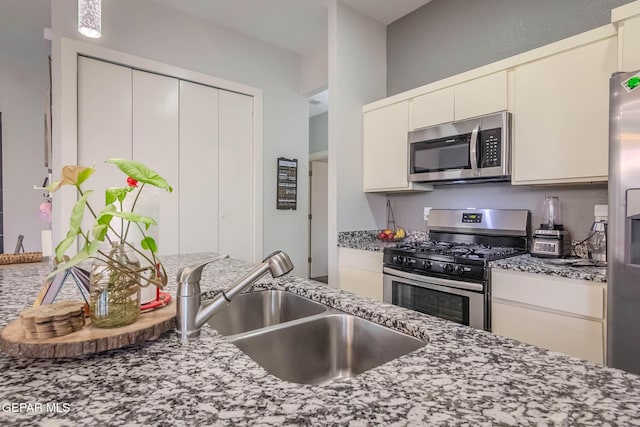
[408, 111, 511, 184]
[608, 70, 640, 374]
[383, 209, 529, 331]
[530, 196, 571, 258]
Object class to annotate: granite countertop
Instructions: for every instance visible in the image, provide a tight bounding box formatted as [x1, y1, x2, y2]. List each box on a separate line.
[1, 253, 637, 425]
[489, 254, 607, 283]
[339, 231, 607, 283]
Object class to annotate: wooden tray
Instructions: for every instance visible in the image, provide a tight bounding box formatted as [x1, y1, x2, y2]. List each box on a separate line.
[0, 300, 176, 358]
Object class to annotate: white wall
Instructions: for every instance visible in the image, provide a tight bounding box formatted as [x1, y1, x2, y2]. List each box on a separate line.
[50, 0, 310, 277]
[328, 1, 387, 286]
[300, 43, 329, 96]
[0, 0, 51, 253]
[309, 112, 328, 154]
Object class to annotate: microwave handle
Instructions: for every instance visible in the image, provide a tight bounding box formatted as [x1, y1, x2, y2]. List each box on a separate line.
[469, 124, 480, 176]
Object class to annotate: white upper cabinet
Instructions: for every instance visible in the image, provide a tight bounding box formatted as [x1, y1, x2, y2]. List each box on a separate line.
[454, 71, 508, 121]
[613, 1, 640, 71]
[410, 87, 454, 130]
[409, 71, 508, 131]
[511, 36, 617, 184]
[619, 15, 640, 71]
[364, 101, 410, 192]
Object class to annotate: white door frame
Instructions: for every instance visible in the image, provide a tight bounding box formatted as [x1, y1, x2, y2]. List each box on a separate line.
[52, 37, 263, 262]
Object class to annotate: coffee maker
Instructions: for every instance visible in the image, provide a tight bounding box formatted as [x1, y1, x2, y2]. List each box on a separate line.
[587, 204, 607, 263]
[531, 196, 571, 258]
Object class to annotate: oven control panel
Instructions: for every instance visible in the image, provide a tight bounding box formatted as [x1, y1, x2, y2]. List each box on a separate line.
[386, 254, 486, 281]
[461, 212, 483, 223]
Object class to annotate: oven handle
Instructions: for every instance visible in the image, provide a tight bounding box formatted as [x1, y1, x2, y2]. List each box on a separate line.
[383, 267, 484, 292]
[469, 123, 480, 176]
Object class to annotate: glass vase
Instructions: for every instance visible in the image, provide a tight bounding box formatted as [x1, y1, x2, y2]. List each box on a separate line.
[89, 243, 141, 328]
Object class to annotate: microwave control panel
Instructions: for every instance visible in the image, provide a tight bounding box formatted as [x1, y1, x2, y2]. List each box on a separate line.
[479, 128, 501, 167]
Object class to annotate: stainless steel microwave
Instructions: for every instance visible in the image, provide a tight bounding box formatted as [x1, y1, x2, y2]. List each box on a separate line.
[408, 111, 511, 183]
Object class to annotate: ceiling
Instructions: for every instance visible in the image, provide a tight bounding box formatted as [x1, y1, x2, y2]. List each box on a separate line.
[151, 0, 432, 54]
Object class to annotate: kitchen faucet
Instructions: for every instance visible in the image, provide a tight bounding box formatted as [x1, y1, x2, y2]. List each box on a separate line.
[175, 251, 294, 339]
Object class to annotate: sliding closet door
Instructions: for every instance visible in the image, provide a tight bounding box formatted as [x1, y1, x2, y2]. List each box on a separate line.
[77, 57, 132, 236]
[179, 81, 219, 254]
[132, 70, 179, 255]
[219, 90, 253, 262]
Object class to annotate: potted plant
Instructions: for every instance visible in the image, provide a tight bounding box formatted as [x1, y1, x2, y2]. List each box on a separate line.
[48, 158, 173, 328]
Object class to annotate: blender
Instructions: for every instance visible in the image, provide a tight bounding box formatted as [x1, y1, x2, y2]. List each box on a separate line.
[530, 196, 571, 258]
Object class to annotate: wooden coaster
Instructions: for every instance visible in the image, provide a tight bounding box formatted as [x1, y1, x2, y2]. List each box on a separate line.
[19, 301, 86, 340]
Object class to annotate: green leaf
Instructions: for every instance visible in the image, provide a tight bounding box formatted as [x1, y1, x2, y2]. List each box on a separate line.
[54, 234, 76, 262]
[76, 167, 95, 186]
[103, 210, 157, 230]
[105, 187, 131, 205]
[140, 236, 158, 253]
[68, 190, 92, 235]
[47, 180, 62, 193]
[47, 241, 98, 278]
[105, 158, 173, 192]
[92, 223, 109, 241]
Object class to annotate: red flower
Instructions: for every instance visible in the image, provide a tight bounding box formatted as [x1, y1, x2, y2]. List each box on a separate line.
[127, 177, 138, 187]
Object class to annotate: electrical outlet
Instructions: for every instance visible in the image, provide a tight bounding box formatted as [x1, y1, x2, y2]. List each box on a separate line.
[423, 207, 432, 221]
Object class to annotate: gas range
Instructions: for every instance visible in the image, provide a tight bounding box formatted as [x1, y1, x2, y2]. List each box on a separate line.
[382, 209, 530, 331]
[384, 241, 526, 281]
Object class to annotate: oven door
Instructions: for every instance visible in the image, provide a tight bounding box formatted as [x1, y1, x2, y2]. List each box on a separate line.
[383, 267, 488, 330]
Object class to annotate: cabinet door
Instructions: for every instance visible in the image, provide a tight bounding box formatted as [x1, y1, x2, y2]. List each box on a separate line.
[492, 300, 604, 364]
[338, 248, 383, 301]
[619, 15, 640, 71]
[410, 87, 454, 130]
[77, 57, 132, 238]
[179, 81, 219, 254]
[363, 101, 410, 191]
[512, 37, 616, 184]
[132, 70, 179, 255]
[454, 71, 507, 121]
[219, 90, 253, 263]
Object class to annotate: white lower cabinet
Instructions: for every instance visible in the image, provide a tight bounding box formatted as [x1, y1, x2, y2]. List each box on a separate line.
[338, 248, 383, 301]
[491, 269, 606, 364]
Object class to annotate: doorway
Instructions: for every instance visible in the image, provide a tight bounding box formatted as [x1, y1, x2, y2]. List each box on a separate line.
[308, 89, 328, 282]
[309, 159, 328, 282]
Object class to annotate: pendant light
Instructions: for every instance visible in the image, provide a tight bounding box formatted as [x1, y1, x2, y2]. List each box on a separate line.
[78, 0, 102, 38]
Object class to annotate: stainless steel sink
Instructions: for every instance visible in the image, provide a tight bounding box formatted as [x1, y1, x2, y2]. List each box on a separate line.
[229, 313, 427, 385]
[206, 290, 327, 336]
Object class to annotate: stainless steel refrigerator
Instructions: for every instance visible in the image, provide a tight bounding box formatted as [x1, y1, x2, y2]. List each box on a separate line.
[608, 70, 640, 374]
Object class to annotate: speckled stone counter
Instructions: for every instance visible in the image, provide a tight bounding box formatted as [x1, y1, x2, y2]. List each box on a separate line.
[490, 254, 607, 283]
[337, 230, 428, 252]
[1, 253, 636, 426]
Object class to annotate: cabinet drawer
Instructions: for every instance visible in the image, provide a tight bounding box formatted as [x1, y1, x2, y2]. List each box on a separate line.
[492, 300, 604, 364]
[491, 269, 605, 319]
